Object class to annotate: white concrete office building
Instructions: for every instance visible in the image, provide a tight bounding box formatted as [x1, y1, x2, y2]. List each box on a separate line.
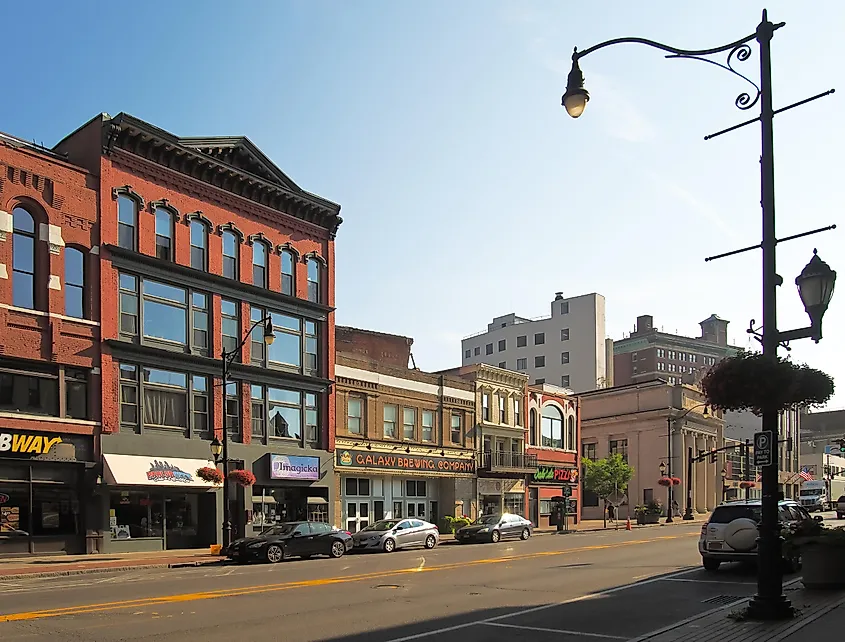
[461, 292, 608, 393]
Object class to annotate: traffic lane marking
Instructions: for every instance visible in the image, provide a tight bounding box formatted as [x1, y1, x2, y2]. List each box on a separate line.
[0, 533, 699, 623]
[483, 622, 627, 639]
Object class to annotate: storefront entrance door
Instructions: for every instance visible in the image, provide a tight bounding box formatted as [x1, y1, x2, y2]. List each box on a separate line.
[345, 501, 369, 533]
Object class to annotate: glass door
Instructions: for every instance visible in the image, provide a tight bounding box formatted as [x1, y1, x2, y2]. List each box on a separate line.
[345, 501, 369, 532]
[407, 502, 426, 520]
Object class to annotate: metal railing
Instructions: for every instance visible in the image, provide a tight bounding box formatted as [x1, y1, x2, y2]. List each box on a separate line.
[478, 451, 539, 471]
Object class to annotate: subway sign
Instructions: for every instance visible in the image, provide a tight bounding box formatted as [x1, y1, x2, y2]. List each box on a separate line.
[0, 431, 64, 457]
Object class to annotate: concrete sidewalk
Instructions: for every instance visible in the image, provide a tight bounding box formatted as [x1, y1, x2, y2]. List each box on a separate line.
[0, 514, 708, 581]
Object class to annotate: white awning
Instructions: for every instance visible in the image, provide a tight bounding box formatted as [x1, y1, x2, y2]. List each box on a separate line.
[103, 454, 220, 489]
[307, 497, 328, 505]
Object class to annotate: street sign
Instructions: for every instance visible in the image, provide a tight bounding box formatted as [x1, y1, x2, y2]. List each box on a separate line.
[754, 431, 773, 467]
[825, 445, 841, 455]
[562, 485, 573, 498]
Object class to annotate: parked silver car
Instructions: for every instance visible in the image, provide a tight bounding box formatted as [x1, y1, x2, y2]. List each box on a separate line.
[351, 518, 439, 552]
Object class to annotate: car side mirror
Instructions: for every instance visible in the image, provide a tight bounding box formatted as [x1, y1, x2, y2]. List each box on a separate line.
[814, 515, 824, 522]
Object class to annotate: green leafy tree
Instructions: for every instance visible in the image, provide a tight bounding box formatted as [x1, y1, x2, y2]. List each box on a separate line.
[583, 454, 635, 526]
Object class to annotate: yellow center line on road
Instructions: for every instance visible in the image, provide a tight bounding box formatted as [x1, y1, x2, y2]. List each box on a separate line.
[0, 532, 698, 623]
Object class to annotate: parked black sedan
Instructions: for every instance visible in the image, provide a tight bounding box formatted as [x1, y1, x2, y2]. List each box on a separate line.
[224, 521, 353, 563]
[456, 513, 533, 544]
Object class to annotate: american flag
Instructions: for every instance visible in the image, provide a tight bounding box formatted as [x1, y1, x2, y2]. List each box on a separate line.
[756, 473, 762, 482]
[799, 468, 814, 482]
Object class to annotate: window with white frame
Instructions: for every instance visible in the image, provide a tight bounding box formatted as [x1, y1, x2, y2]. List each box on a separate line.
[541, 405, 563, 449]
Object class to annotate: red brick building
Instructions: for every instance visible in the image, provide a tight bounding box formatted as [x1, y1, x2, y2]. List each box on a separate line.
[526, 384, 581, 528]
[0, 132, 100, 555]
[55, 113, 341, 553]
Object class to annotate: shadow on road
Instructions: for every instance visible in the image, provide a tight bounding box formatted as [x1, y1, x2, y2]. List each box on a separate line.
[315, 566, 766, 642]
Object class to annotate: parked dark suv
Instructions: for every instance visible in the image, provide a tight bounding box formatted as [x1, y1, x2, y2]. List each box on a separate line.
[225, 521, 353, 564]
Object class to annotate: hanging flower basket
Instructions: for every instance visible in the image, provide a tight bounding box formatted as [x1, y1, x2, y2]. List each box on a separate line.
[671, 477, 682, 486]
[739, 481, 755, 490]
[701, 350, 834, 415]
[196, 467, 224, 485]
[227, 469, 256, 487]
[658, 478, 672, 487]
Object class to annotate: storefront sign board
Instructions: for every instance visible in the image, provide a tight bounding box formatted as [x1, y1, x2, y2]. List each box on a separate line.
[336, 449, 475, 475]
[270, 455, 320, 481]
[103, 454, 220, 488]
[532, 466, 579, 484]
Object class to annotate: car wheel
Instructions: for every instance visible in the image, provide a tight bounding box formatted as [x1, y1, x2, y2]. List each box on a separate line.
[702, 557, 720, 571]
[266, 544, 284, 564]
[330, 540, 346, 558]
[491, 530, 501, 543]
[424, 534, 437, 549]
[520, 528, 530, 540]
[383, 538, 396, 553]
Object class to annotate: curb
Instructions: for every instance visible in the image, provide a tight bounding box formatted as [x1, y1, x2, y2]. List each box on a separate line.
[0, 559, 223, 581]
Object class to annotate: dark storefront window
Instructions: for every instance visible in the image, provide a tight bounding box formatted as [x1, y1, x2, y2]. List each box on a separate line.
[1, 464, 83, 555]
[65, 368, 88, 420]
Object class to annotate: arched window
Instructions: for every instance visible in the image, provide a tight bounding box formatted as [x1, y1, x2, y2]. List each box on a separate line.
[567, 415, 576, 452]
[117, 195, 138, 250]
[252, 241, 269, 288]
[190, 220, 208, 271]
[281, 249, 295, 296]
[222, 230, 239, 279]
[12, 207, 36, 309]
[155, 207, 174, 261]
[529, 408, 537, 446]
[306, 257, 321, 303]
[64, 247, 85, 318]
[541, 405, 563, 450]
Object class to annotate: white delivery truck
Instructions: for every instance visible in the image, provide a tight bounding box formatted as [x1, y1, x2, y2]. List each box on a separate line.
[800, 479, 845, 511]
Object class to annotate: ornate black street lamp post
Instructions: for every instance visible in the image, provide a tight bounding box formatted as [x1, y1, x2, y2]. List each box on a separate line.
[211, 315, 275, 548]
[562, 9, 836, 620]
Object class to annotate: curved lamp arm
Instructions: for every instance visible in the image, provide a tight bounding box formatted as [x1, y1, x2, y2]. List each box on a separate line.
[571, 32, 757, 62]
[223, 315, 274, 366]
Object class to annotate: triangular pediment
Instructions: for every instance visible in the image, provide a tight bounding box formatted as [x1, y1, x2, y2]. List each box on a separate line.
[178, 136, 301, 192]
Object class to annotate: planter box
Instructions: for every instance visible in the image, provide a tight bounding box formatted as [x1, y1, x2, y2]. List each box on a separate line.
[636, 514, 660, 525]
[801, 544, 845, 589]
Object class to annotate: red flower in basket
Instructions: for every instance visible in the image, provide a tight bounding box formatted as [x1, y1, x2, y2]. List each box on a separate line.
[196, 467, 224, 484]
[658, 478, 672, 487]
[739, 481, 755, 489]
[671, 477, 682, 486]
[227, 469, 256, 487]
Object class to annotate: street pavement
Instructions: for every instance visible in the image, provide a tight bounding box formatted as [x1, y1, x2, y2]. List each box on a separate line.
[0, 521, 802, 642]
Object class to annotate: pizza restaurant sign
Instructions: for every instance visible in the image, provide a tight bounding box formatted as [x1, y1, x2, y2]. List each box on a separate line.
[337, 450, 476, 474]
[533, 466, 579, 484]
[0, 431, 63, 457]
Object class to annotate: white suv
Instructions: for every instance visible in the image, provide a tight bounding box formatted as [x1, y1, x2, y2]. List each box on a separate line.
[699, 499, 815, 572]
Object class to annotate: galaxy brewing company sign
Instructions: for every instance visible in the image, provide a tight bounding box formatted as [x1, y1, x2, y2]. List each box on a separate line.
[271, 455, 321, 481]
[337, 450, 476, 474]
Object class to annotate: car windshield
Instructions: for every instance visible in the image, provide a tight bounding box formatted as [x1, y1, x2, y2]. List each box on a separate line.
[260, 524, 297, 537]
[475, 515, 501, 525]
[801, 489, 823, 496]
[362, 520, 400, 532]
[839, 496, 845, 502]
[710, 505, 762, 524]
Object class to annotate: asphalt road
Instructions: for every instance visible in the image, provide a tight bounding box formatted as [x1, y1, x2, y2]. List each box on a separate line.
[0, 522, 801, 642]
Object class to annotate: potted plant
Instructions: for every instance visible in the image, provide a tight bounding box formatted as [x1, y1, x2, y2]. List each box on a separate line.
[196, 466, 224, 484]
[634, 500, 662, 525]
[443, 515, 472, 534]
[671, 477, 681, 486]
[701, 350, 834, 415]
[658, 478, 671, 487]
[739, 481, 755, 490]
[227, 469, 256, 487]
[783, 518, 845, 588]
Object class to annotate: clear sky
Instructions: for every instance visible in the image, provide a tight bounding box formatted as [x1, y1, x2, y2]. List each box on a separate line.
[3, 1, 843, 407]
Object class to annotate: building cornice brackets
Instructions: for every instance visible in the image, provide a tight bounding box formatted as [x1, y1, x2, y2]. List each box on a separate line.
[217, 222, 245, 243]
[112, 185, 144, 209]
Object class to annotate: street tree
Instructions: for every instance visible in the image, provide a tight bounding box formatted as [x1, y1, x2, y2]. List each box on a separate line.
[583, 454, 634, 527]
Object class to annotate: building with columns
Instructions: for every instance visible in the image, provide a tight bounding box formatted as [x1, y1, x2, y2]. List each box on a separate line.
[579, 379, 724, 520]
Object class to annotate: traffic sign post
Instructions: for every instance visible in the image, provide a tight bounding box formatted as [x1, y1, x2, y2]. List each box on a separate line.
[754, 431, 774, 467]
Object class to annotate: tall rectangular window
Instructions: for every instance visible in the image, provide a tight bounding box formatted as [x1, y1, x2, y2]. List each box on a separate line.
[118, 274, 138, 338]
[267, 387, 301, 440]
[561, 328, 570, 341]
[451, 413, 462, 444]
[498, 339, 506, 352]
[305, 321, 318, 375]
[517, 335, 527, 347]
[222, 231, 239, 280]
[534, 332, 545, 345]
[582, 442, 597, 461]
[307, 258, 321, 303]
[190, 220, 208, 271]
[562, 375, 570, 388]
[192, 292, 209, 356]
[281, 250, 295, 296]
[155, 208, 174, 261]
[482, 393, 490, 421]
[499, 396, 505, 423]
[192, 375, 209, 436]
[221, 299, 239, 355]
[142, 367, 187, 430]
[64, 247, 85, 318]
[516, 358, 527, 370]
[422, 410, 434, 442]
[117, 196, 137, 251]
[142, 279, 187, 346]
[535, 355, 545, 368]
[485, 343, 493, 355]
[225, 382, 239, 436]
[12, 208, 36, 310]
[267, 312, 302, 369]
[250, 306, 267, 364]
[609, 439, 628, 462]
[347, 398, 363, 434]
[513, 399, 521, 426]
[383, 404, 397, 438]
[252, 242, 268, 288]
[119, 364, 139, 431]
[251, 385, 266, 439]
[65, 368, 88, 420]
[403, 407, 416, 440]
[561, 351, 570, 364]
[305, 393, 318, 444]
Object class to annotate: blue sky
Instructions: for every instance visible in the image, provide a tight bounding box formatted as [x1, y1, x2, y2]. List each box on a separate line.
[3, 1, 843, 407]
